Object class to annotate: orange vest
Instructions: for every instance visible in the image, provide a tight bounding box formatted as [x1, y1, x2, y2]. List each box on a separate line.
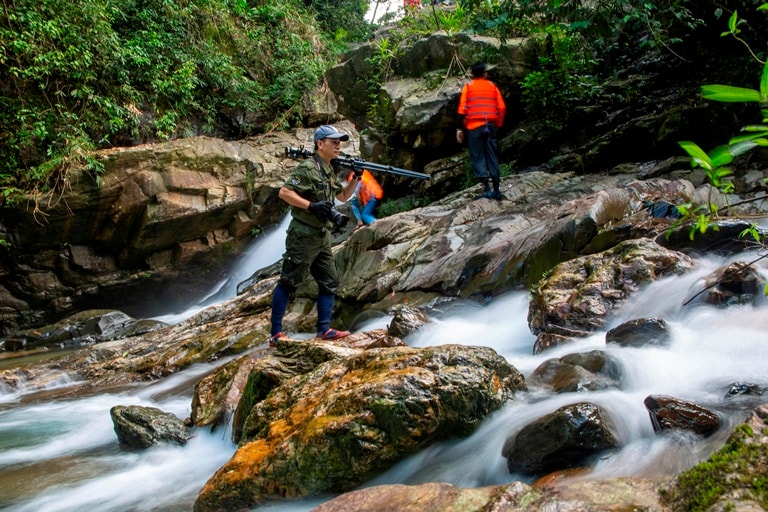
[349, 170, 383, 205]
[458, 78, 506, 131]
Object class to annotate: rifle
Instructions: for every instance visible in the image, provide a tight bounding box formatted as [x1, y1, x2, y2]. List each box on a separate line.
[285, 146, 430, 180]
[333, 154, 430, 180]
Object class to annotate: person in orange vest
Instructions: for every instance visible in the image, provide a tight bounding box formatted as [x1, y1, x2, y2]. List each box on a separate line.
[404, 0, 421, 10]
[347, 169, 383, 227]
[456, 62, 506, 201]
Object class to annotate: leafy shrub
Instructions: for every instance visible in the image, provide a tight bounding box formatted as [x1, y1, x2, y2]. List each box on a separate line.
[464, 0, 703, 129]
[310, 0, 372, 42]
[676, 3, 767, 243]
[520, 25, 600, 130]
[0, 0, 345, 207]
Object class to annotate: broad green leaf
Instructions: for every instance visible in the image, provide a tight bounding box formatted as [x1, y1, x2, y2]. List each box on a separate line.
[729, 140, 758, 157]
[729, 132, 766, 144]
[727, 11, 739, 33]
[708, 144, 734, 166]
[758, 4, 768, 11]
[702, 84, 761, 102]
[739, 225, 762, 243]
[678, 141, 713, 167]
[741, 124, 768, 132]
[761, 59, 768, 100]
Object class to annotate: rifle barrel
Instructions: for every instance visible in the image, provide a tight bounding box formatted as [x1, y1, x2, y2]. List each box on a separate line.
[333, 156, 430, 180]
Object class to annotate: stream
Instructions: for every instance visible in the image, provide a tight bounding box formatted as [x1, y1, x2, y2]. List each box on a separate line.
[1, 223, 766, 511]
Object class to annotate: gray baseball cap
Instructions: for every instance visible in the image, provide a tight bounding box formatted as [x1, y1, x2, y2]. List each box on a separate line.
[314, 125, 350, 143]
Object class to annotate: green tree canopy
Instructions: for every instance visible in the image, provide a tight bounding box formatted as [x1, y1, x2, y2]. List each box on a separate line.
[0, 0, 368, 206]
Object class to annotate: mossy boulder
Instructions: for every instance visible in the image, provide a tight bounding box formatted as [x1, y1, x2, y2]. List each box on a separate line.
[194, 343, 526, 512]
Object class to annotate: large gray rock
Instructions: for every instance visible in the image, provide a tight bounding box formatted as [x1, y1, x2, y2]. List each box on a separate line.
[110, 404, 190, 449]
[530, 350, 623, 393]
[528, 238, 696, 354]
[339, 176, 682, 298]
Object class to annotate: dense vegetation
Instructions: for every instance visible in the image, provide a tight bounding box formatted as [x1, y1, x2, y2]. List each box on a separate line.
[1, 0, 766, 212]
[0, 0, 367, 207]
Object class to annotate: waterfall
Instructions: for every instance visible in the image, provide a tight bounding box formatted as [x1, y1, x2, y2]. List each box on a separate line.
[150, 214, 290, 325]
[1, 251, 766, 511]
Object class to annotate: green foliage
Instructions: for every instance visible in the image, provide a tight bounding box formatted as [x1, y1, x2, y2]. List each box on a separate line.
[388, 4, 446, 35]
[466, 0, 703, 127]
[700, 5, 768, 152]
[672, 138, 742, 240]
[661, 424, 768, 511]
[669, 203, 721, 241]
[675, 3, 768, 248]
[520, 24, 601, 129]
[433, 2, 468, 35]
[700, 60, 768, 151]
[499, 162, 514, 177]
[0, 0, 342, 208]
[364, 37, 403, 129]
[461, 0, 702, 52]
[677, 141, 742, 194]
[378, 195, 424, 217]
[309, 0, 372, 42]
[740, 223, 764, 244]
[379, 2, 473, 39]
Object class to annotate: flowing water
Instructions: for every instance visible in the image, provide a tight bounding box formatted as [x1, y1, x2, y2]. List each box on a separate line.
[149, 214, 290, 325]
[1, 224, 767, 511]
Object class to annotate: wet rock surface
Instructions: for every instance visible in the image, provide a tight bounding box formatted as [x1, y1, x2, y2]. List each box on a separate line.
[110, 404, 190, 449]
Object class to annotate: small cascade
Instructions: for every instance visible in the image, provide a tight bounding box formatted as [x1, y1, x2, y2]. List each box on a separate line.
[150, 214, 290, 325]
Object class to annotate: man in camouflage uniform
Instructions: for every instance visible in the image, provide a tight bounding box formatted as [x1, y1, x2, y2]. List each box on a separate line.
[269, 125, 361, 345]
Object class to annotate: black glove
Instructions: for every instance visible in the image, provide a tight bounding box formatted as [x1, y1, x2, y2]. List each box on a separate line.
[308, 200, 333, 219]
[353, 168, 364, 179]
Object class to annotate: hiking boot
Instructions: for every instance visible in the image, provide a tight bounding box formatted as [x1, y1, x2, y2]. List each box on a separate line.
[268, 332, 285, 347]
[490, 190, 505, 201]
[474, 190, 494, 200]
[317, 328, 351, 340]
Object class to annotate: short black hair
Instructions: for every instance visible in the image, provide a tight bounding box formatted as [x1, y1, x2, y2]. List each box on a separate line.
[471, 62, 487, 78]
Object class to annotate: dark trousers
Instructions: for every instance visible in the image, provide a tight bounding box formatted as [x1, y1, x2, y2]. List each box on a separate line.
[467, 123, 499, 180]
[270, 219, 339, 336]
